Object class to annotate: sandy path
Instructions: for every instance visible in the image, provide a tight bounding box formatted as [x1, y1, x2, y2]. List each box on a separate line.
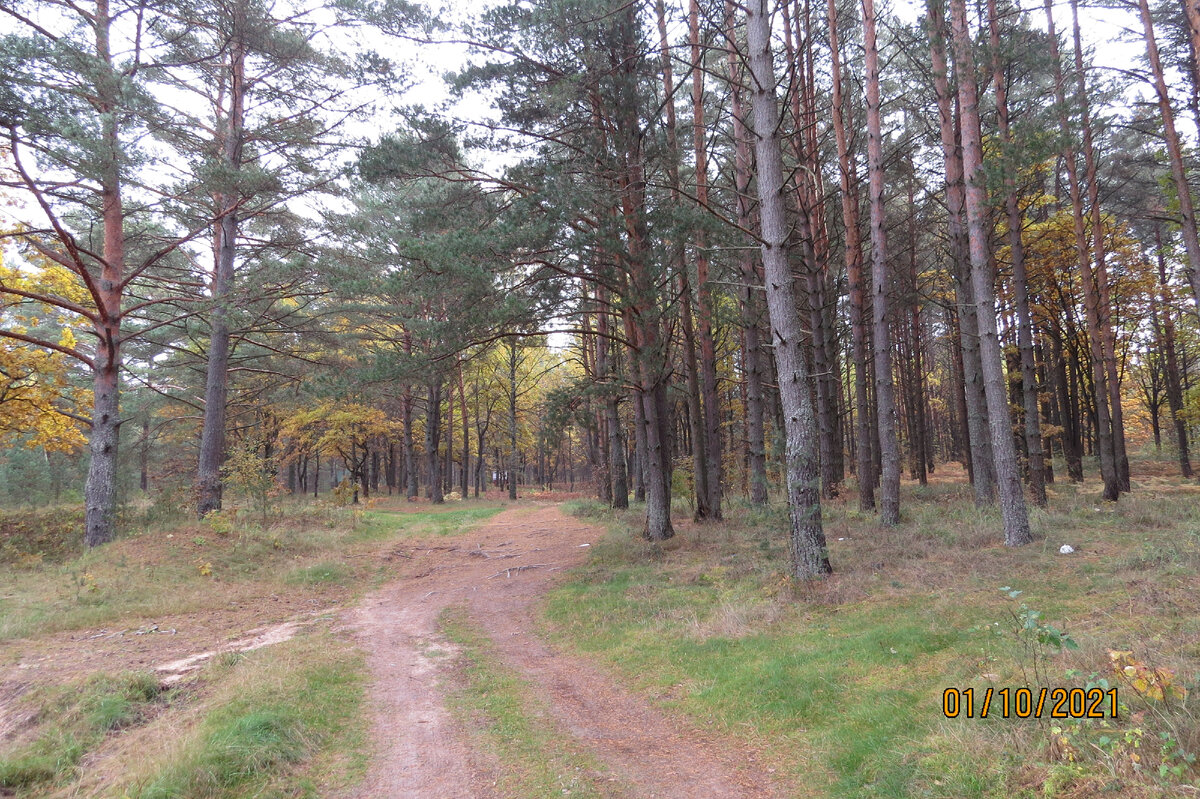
[351, 504, 786, 799]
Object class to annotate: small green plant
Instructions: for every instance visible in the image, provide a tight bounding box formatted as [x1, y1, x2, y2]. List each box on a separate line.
[222, 436, 281, 526]
[997, 586, 1078, 686]
[66, 568, 99, 603]
[1158, 730, 1196, 779]
[0, 672, 166, 791]
[203, 510, 235, 537]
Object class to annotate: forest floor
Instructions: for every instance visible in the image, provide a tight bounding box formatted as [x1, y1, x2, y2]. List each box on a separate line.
[3, 463, 1200, 798]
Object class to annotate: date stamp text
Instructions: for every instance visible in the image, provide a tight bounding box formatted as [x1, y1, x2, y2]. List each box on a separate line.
[942, 687, 1119, 719]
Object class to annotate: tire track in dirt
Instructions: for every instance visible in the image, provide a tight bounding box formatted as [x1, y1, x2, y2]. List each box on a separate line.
[351, 504, 787, 799]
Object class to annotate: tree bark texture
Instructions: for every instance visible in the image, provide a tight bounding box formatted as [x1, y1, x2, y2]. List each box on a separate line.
[863, 0, 901, 525]
[745, 0, 830, 577]
[950, 0, 1032, 546]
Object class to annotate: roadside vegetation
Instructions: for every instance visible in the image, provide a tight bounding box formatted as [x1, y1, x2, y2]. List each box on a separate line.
[0, 498, 506, 798]
[547, 465, 1200, 798]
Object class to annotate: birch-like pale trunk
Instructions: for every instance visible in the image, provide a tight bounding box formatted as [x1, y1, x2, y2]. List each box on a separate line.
[744, 0, 830, 576]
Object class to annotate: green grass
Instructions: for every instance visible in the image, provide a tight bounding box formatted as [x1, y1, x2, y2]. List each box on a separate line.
[547, 476, 1200, 799]
[0, 671, 167, 793]
[129, 633, 365, 799]
[439, 606, 614, 798]
[358, 504, 507, 540]
[285, 561, 352, 585]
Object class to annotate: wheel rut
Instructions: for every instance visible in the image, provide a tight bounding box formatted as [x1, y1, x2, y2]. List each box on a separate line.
[352, 504, 787, 799]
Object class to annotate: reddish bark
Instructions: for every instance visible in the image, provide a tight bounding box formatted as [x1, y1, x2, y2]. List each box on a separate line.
[950, 0, 1032, 546]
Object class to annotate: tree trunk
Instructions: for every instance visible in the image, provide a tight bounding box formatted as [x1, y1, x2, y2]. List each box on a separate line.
[1156, 225, 1194, 477]
[988, 0, 1046, 506]
[744, 0, 830, 577]
[597, 294, 629, 508]
[863, 0, 901, 525]
[1069, 0, 1128, 493]
[1138, 0, 1200, 314]
[829, 0, 873, 508]
[427, 381, 443, 504]
[951, 0, 1032, 546]
[691, 0, 723, 517]
[508, 338, 519, 501]
[458, 359, 469, 498]
[1043, 0, 1119, 501]
[905, 157, 928, 486]
[140, 418, 150, 493]
[84, 0, 125, 548]
[726, 10, 769, 505]
[403, 388, 418, 499]
[928, 0, 995, 505]
[654, 0, 711, 521]
[632, 387, 647, 502]
[197, 0, 246, 518]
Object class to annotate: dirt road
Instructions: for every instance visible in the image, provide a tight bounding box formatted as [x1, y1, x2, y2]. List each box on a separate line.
[351, 504, 787, 799]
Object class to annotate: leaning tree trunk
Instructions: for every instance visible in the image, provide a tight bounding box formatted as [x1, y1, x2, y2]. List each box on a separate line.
[863, 0, 901, 525]
[1138, 0, 1200, 314]
[744, 0, 830, 577]
[950, 0, 1032, 546]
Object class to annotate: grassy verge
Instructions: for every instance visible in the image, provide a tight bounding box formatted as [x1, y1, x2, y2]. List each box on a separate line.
[0, 499, 506, 641]
[0, 671, 168, 793]
[358, 504, 508, 540]
[0, 496, 508, 798]
[125, 632, 365, 799]
[550, 474, 1200, 798]
[439, 605, 615, 798]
